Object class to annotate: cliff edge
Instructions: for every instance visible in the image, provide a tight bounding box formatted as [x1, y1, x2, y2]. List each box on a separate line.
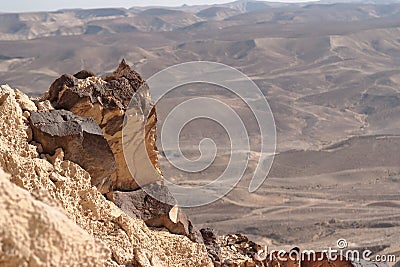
[0, 62, 370, 267]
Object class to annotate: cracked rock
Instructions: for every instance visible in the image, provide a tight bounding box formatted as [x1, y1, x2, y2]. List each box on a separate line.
[108, 183, 203, 243]
[29, 109, 115, 193]
[45, 60, 161, 191]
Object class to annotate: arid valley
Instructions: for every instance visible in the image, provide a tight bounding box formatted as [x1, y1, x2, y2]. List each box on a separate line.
[1, 0, 400, 263]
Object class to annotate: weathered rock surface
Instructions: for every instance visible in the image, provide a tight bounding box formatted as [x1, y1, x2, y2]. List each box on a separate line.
[201, 228, 222, 266]
[216, 233, 264, 266]
[108, 184, 203, 243]
[0, 168, 111, 267]
[39, 62, 204, 247]
[0, 85, 212, 266]
[14, 88, 37, 111]
[46, 60, 161, 191]
[29, 109, 116, 193]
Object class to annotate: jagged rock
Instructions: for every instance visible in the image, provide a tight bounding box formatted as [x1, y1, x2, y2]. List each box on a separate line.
[0, 92, 9, 106]
[217, 233, 264, 266]
[45, 60, 161, 191]
[108, 184, 204, 243]
[29, 109, 116, 193]
[14, 88, 37, 111]
[201, 228, 222, 266]
[0, 168, 112, 266]
[35, 100, 54, 111]
[43, 61, 209, 249]
[74, 69, 96, 79]
[0, 86, 213, 267]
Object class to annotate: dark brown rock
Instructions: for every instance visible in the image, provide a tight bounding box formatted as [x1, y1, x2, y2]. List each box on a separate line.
[108, 184, 203, 243]
[201, 228, 222, 266]
[0, 92, 9, 106]
[265, 251, 300, 267]
[29, 110, 115, 193]
[301, 252, 352, 267]
[103, 59, 145, 95]
[45, 60, 161, 191]
[49, 60, 144, 112]
[47, 74, 78, 106]
[74, 70, 96, 79]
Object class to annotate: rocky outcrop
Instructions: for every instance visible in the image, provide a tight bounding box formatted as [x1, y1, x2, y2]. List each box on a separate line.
[39, 61, 201, 242]
[0, 84, 212, 266]
[45, 60, 161, 191]
[201, 228, 222, 265]
[108, 184, 203, 243]
[0, 168, 112, 267]
[29, 109, 115, 193]
[209, 233, 265, 266]
[0, 64, 384, 267]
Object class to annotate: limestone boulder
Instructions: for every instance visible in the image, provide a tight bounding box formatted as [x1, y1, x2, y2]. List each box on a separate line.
[0, 168, 111, 267]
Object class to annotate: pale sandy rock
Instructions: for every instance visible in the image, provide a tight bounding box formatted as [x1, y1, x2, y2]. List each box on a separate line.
[14, 88, 37, 111]
[0, 87, 213, 266]
[35, 100, 54, 111]
[0, 168, 111, 267]
[22, 111, 30, 119]
[45, 147, 64, 165]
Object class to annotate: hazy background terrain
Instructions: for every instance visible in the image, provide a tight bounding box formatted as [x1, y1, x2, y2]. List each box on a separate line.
[1, 0, 399, 261]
